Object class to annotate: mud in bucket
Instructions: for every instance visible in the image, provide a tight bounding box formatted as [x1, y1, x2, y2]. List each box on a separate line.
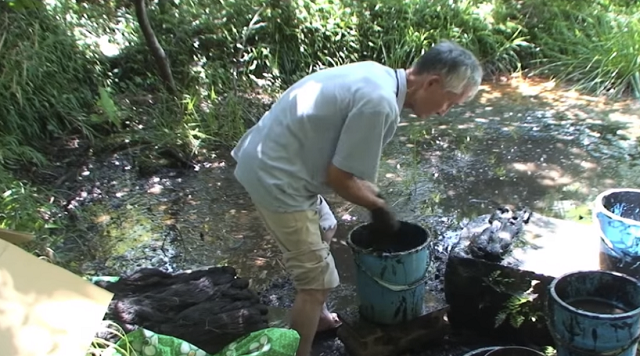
[594, 188, 640, 279]
[547, 271, 640, 356]
[347, 221, 430, 325]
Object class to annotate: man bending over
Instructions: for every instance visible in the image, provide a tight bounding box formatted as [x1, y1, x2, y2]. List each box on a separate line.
[231, 40, 482, 356]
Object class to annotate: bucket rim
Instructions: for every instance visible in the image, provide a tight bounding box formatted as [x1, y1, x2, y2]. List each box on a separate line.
[346, 221, 431, 256]
[549, 270, 640, 318]
[594, 188, 640, 227]
[460, 346, 500, 356]
[485, 346, 545, 356]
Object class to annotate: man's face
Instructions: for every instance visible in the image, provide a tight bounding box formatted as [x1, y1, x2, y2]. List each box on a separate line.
[411, 76, 471, 119]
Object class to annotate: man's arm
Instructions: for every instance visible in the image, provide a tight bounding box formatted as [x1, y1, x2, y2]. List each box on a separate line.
[326, 106, 392, 210]
[326, 165, 384, 210]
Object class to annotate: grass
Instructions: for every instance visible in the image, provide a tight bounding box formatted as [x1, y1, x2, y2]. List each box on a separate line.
[86, 322, 133, 356]
[0, 8, 102, 166]
[528, 0, 640, 97]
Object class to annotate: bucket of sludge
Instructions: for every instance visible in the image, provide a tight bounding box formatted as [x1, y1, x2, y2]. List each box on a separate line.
[547, 270, 640, 356]
[347, 221, 430, 325]
[594, 188, 640, 279]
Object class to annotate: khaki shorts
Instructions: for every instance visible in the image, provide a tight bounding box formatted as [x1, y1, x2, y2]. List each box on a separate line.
[255, 204, 340, 290]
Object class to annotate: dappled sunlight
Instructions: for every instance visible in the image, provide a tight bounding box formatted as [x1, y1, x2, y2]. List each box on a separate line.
[473, 76, 640, 139]
[477, 85, 504, 104]
[147, 184, 163, 194]
[377, 81, 640, 223]
[509, 77, 558, 97]
[510, 161, 586, 187]
[383, 172, 404, 182]
[93, 214, 111, 224]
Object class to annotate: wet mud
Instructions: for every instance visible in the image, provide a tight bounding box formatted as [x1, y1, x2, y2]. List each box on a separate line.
[47, 78, 640, 355]
[350, 220, 429, 253]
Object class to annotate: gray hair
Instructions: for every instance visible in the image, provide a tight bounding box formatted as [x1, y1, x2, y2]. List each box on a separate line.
[412, 41, 483, 100]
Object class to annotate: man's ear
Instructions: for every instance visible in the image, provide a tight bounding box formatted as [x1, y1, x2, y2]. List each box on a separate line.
[424, 75, 441, 89]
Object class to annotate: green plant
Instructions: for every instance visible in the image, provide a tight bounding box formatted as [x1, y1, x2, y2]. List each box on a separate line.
[524, 0, 640, 97]
[483, 271, 545, 329]
[495, 287, 544, 328]
[0, 7, 102, 167]
[0, 168, 60, 233]
[86, 322, 134, 356]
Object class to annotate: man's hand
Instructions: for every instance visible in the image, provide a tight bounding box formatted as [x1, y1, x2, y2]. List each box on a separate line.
[326, 164, 400, 240]
[370, 205, 400, 237]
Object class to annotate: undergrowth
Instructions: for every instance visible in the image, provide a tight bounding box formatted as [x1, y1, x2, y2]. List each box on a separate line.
[1, 0, 637, 245]
[1, 0, 638, 252]
[526, 0, 640, 97]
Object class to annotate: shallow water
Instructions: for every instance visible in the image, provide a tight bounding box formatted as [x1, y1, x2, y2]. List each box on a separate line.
[53, 78, 640, 355]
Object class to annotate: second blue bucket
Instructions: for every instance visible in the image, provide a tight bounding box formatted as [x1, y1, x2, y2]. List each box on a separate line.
[347, 221, 430, 325]
[547, 270, 640, 356]
[594, 188, 640, 279]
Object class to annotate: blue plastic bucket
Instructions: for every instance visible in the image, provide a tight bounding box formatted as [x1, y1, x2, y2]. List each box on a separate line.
[547, 270, 640, 356]
[347, 221, 430, 325]
[594, 188, 640, 279]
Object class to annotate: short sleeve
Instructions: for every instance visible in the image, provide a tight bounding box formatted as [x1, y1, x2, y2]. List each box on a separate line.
[331, 108, 393, 182]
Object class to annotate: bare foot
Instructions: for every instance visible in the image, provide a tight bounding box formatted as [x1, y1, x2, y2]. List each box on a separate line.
[317, 312, 341, 332]
[283, 307, 341, 332]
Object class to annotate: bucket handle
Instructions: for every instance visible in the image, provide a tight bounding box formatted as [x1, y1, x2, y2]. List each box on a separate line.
[353, 259, 430, 292]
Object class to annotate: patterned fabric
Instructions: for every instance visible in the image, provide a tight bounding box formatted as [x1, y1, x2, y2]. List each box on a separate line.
[101, 327, 299, 356]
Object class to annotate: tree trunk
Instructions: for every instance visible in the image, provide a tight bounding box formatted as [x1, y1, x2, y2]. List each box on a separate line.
[133, 0, 177, 95]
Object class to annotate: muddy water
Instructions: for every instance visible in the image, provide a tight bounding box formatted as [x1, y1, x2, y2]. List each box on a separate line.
[55, 79, 640, 356]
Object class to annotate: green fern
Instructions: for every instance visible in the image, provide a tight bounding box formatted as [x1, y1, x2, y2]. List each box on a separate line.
[98, 87, 121, 129]
[494, 282, 544, 328]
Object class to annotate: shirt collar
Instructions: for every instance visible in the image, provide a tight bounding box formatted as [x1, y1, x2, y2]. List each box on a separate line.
[395, 68, 407, 113]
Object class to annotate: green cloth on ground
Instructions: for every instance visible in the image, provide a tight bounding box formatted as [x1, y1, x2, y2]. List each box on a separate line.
[104, 327, 300, 356]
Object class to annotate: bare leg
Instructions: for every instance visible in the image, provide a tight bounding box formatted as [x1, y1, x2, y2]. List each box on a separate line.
[291, 288, 330, 356]
[318, 197, 340, 332]
[285, 225, 341, 334]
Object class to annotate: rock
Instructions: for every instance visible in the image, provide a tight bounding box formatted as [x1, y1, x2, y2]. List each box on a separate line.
[444, 213, 601, 346]
[467, 206, 532, 263]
